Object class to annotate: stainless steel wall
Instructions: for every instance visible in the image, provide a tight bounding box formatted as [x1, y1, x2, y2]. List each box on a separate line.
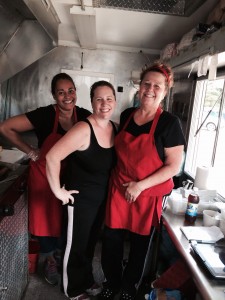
[0, 46, 158, 123]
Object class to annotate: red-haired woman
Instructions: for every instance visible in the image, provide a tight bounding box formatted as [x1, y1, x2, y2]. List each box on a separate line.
[100, 62, 186, 300]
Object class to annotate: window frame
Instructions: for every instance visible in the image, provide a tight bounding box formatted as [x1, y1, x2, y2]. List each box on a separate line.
[184, 75, 225, 198]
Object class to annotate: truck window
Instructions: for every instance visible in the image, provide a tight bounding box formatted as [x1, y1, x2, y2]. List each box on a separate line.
[184, 78, 225, 198]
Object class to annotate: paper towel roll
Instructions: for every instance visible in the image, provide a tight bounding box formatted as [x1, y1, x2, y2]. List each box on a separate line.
[194, 166, 213, 190]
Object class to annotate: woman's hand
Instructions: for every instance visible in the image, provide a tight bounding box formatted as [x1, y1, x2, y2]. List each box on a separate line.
[55, 186, 79, 205]
[27, 148, 40, 161]
[123, 181, 143, 203]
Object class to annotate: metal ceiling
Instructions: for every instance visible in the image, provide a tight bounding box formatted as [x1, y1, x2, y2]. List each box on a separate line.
[0, 0, 219, 82]
[93, 0, 205, 16]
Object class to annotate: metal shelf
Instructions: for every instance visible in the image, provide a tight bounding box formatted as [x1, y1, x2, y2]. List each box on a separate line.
[169, 26, 225, 69]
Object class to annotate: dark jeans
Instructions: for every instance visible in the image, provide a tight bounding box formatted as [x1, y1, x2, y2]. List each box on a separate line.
[36, 236, 62, 254]
[101, 226, 154, 296]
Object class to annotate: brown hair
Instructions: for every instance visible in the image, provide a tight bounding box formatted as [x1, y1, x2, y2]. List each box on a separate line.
[140, 61, 174, 89]
[51, 73, 76, 95]
[90, 80, 116, 102]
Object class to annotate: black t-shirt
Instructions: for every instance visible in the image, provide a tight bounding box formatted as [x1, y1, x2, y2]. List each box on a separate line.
[119, 107, 186, 162]
[25, 105, 91, 148]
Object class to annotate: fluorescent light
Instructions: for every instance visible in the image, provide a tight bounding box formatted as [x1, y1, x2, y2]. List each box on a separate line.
[70, 6, 96, 49]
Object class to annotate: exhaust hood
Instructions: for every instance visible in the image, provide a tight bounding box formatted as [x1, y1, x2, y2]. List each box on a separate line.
[93, 0, 206, 16]
[0, 0, 57, 83]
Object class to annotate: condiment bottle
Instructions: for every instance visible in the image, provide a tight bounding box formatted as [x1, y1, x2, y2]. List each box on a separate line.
[185, 187, 200, 224]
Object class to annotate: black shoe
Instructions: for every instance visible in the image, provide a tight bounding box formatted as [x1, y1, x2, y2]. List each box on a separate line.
[98, 288, 116, 300]
[119, 291, 135, 300]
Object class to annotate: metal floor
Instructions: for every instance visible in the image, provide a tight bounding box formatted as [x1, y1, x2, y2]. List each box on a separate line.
[21, 242, 150, 300]
[22, 243, 104, 300]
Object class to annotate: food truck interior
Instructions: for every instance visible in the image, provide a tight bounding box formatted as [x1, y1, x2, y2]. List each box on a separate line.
[1, 0, 225, 299]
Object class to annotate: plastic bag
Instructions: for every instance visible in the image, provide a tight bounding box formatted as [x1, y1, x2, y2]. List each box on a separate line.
[145, 288, 182, 300]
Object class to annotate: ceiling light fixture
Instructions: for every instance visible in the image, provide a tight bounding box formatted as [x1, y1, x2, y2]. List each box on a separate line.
[70, 5, 96, 49]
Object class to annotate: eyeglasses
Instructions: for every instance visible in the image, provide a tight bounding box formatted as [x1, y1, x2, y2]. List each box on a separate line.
[56, 88, 76, 97]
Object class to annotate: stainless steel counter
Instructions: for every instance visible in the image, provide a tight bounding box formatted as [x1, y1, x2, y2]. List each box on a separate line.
[162, 209, 225, 300]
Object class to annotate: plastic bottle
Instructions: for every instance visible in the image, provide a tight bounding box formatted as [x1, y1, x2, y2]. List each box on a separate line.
[185, 187, 200, 224]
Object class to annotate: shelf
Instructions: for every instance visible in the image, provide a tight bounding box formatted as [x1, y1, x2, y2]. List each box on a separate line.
[169, 26, 225, 69]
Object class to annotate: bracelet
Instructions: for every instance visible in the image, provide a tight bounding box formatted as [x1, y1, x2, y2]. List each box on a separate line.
[27, 150, 39, 162]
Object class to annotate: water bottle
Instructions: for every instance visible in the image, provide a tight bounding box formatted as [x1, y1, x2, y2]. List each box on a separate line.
[185, 187, 199, 224]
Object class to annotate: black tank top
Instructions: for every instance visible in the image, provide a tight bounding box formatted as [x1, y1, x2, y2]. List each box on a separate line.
[64, 119, 117, 203]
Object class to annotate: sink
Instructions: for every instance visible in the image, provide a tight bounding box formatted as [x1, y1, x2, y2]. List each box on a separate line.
[0, 161, 20, 182]
[0, 148, 27, 183]
[0, 149, 26, 164]
[0, 162, 28, 197]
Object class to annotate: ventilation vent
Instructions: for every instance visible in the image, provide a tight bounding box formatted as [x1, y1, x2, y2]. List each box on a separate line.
[92, 0, 205, 16]
[41, 0, 50, 10]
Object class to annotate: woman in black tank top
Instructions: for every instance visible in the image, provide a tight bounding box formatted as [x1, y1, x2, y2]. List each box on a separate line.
[46, 80, 117, 300]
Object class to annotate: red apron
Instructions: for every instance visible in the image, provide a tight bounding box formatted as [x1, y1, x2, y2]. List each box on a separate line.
[105, 107, 174, 235]
[28, 106, 77, 237]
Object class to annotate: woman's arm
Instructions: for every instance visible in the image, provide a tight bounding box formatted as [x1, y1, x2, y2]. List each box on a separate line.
[0, 114, 38, 156]
[124, 145, 184, 202]
[46, 121, 90, 205]
[140, 145, 184, 189]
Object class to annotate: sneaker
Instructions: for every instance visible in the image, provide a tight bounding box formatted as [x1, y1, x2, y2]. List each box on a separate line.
[54, 251, 61, 272]
[86, 283, 102, 296]
[44, 259, 58, 285]
[119, 291, 135, 300]
[98, 288, 116, 300]
[70, 293, 90, 300]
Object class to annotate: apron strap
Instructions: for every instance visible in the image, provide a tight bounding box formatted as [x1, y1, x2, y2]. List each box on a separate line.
[149, 107, 162, 136]
[122, 109, 137, 130]
[122, 106, 162, 134]
[53, 105, 78, 133]
[53, 106, 60, 133]
[73, 106, 78, 123]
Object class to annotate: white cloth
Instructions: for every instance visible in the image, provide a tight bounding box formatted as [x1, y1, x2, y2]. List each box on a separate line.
[208, 54, 218, 80]
[197, 55, 209, 77]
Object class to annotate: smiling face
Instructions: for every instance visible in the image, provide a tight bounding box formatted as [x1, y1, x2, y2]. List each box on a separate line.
[91, 85, 116, 119]
[53, 79, 77, 111]
[138, 71, 167, 110]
